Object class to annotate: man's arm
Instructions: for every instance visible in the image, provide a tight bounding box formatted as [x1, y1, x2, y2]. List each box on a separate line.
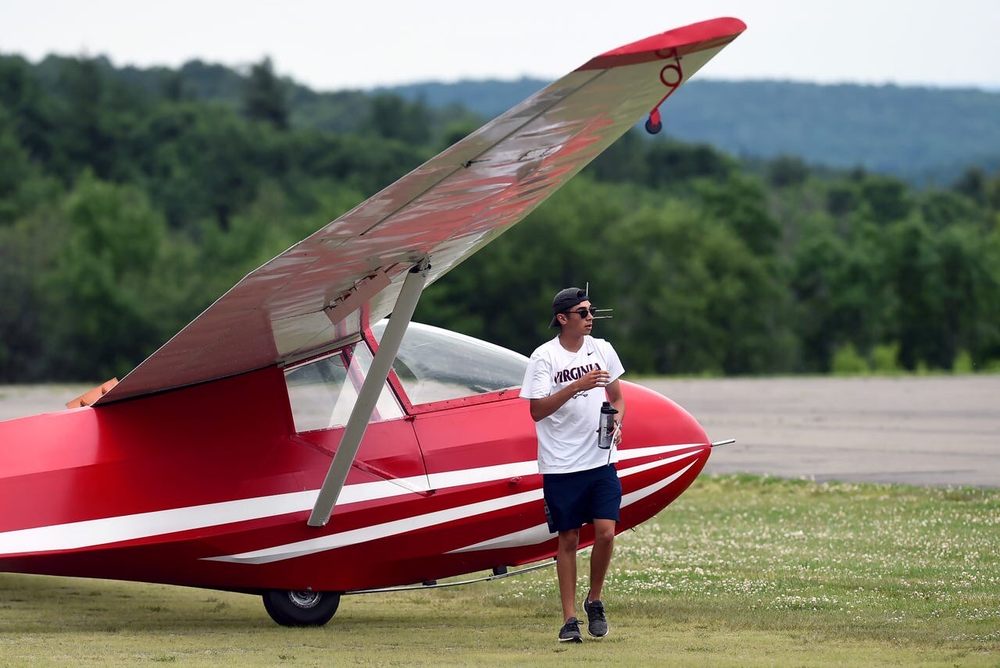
[605, 379, 625, 421]
[528, 369, 610, 422]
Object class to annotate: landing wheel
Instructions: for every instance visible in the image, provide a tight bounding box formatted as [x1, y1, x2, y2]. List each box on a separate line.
[262, 589, 341, 626]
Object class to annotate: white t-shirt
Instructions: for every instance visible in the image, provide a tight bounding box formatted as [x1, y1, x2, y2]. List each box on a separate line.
[519, 335, 625, 474]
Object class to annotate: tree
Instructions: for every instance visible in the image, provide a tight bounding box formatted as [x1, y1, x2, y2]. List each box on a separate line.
[0, 55, 56, 168]
[609, 201, 794, 374]
[859, 174, 911, 224]
[920, 190, 979, 230]
[790, 216, 888, 371]
[0, 109, 34, 223]
[56, 58, 114, 179]
[140, 104, 273, 229]
[695, 174, 781, 256]
[243, 57, 289, 129]
[826, 183, 860, 217]
[364, 93, 431, 145]
[39, 174, 177, 379]
[953, 167, 987, 206]
[767, 155, 809, 189]
[884, 218, 947, 369]
[0, 208, 62, 380]
[588, 129, 649, 185]
[936, 224, 1000, 367]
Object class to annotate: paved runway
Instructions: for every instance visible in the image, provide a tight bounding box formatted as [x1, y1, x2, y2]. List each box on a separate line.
[638, 375, 1000, 487]
[3, 376, 998, 487]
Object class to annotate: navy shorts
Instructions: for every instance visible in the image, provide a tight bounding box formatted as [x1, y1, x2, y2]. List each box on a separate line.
[542, 464, 622, 533]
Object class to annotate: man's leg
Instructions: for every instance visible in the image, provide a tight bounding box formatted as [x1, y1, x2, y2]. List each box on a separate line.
[587, 518, 616, 601]
[579, 467, 619, 638]
[556, 528, 580, 622]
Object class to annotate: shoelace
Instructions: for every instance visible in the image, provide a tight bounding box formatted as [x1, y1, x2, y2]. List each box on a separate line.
[563, 619, 580, 631]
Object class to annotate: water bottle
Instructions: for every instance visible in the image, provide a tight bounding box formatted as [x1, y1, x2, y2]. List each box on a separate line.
[597, 401, 618, 449]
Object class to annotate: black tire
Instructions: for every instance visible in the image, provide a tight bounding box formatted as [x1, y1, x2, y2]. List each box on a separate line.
[262, 589, 341, 627]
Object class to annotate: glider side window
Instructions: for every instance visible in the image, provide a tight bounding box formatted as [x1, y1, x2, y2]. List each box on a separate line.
[371, 320, 528, 405]
[284, 341, 404, 433]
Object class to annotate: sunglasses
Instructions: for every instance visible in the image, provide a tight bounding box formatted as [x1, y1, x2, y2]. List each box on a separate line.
[564, 307, 598, 318]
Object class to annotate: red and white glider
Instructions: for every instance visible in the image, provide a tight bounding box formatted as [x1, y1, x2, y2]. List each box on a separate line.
[0, 18, 745, 626]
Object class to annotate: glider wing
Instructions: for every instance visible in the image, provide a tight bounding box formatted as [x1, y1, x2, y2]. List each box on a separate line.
[96, 17, 746, 404]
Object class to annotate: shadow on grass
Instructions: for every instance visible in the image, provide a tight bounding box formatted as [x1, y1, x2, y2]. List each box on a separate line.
[0, 574, 270, 632]
[0, 573, 507, 635]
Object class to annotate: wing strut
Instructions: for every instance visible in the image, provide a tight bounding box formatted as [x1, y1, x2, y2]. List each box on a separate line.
[307, 258, 431, 527]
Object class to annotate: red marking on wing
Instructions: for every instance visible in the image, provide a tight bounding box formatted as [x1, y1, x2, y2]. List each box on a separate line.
[578, 17, 746, 71]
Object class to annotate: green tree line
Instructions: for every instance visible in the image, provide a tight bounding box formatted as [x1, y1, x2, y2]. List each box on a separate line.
[1, 54, 999, 381]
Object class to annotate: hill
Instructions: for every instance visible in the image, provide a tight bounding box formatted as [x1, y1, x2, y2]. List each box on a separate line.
[384, 78, 1000, 184]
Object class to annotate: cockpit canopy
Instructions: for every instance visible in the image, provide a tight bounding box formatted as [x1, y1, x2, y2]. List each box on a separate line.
[284, 321, 528, 433]
[370, 320, 528, 405]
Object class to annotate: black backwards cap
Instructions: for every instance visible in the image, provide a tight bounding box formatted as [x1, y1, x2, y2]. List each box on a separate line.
[549, 287, 589, 328]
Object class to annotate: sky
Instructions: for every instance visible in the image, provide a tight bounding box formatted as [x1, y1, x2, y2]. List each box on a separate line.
[2, 0, 1000, 91]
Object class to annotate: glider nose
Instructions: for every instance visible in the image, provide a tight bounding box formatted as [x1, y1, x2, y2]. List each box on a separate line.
[613, 381, 712, 531]
[619, 380, 710, 451]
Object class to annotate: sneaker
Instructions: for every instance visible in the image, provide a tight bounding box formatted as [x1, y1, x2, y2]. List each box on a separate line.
[584, 598, 608, 637]
[558, 617, 582, 643]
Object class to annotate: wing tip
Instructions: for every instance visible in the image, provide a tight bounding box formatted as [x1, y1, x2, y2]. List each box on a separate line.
[577, 17, 746, 71]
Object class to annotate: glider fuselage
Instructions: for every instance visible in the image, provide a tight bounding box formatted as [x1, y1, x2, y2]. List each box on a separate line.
[0, 338, 709, 593]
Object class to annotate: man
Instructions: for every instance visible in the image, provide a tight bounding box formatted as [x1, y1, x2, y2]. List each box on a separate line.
[519, 287, 625, 642]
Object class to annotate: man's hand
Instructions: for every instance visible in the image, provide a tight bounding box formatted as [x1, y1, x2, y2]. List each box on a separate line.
[574, 369, 611, 392]
[529, 369, 612, 422]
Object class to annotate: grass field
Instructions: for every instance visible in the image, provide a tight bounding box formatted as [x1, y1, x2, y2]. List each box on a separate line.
[0, 475, 997, 666]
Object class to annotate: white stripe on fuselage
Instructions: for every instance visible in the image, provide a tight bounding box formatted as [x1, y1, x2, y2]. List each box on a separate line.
[0, 443, 703, 557]
[209, 449, 703, 564]
[448, 458, 699, 553]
